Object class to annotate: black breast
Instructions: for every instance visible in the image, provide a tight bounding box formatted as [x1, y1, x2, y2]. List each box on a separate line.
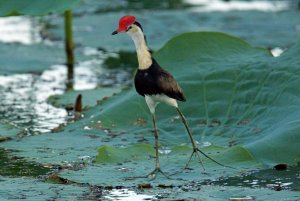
[134, 58, 186, 102]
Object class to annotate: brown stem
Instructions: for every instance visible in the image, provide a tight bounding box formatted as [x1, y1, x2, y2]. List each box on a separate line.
[64, 10, 74, 90]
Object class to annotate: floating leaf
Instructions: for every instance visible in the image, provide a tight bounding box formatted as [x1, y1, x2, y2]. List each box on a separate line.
[0, 177, 86, 200]
[96, 143, 155, 163]
[48, 87, 122, 108]
[89, 32, 300, 167]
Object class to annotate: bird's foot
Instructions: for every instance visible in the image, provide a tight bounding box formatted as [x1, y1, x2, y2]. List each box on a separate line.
[183, 148, 203, 170]
[126, 167, 171, 180]
[171, 147, 234, 176]
[184, 147, 235, 170]
[168, 148, 206, 176]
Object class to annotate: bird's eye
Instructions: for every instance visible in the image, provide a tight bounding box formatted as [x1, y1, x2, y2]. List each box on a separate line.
[126, 25, 132, 31]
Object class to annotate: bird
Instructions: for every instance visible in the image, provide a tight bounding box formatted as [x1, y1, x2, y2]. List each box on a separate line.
[112, 15, 225, 178]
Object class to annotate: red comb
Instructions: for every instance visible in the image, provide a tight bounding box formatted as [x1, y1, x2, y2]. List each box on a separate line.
[117, 15, 136, 32]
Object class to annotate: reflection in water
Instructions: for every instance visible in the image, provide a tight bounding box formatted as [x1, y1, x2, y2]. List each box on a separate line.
[0, 69, 67, 134]
[0, 63, 131, 135]
[271, 47, 285, 57]
[0, 16, 41, 44]
[104, 189, 153, 201]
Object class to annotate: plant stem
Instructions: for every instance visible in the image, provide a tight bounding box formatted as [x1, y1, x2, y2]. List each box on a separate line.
[64, 9, 74, 90]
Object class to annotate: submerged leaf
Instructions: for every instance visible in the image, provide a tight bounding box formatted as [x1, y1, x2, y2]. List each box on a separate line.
[96, 144, 257, 167]
[96, 144, 155, 163]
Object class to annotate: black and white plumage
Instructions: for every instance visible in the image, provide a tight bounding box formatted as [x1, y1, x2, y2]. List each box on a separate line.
[134, 58, 186, 113]
[112, 16, 226, 178]
[134, 58, 185, 101]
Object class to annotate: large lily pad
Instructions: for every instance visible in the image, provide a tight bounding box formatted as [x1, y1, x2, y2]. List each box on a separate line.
[87, 32, 300, 167]
[66, 143, 259, 186]
[52, 33, 300, 190]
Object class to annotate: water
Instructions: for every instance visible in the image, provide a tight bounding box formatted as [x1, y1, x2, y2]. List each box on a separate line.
[0, 17, 131, 134]
[212, 166, 300, 191]
[0, 71, 66, 134]
[0, 62, 133, 135]
[104, 189, 153, 201]
[0, 16, 41, 44]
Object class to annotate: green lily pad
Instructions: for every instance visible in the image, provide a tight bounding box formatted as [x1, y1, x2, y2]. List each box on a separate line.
[0, 177, 87, 200]
[96, 143, 155, 163]
[2, 128, 105, 165]
[0, 148, 50, 177]
[86, 32, 300, 167]
[96, 144, 256, 166]
[80, 143, 259, 186]
[48, 87, 122, 108]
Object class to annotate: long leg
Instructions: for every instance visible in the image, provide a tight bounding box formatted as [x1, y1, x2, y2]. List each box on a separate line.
[152, 113, 160, 170]
[127, 113, 170, 180]
[176, 107, 229, 169]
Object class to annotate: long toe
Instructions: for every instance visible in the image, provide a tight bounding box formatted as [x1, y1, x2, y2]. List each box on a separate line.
[126, 168, 171, 180]
[183, 147, 235, 171]
[184, 148, 205, 171]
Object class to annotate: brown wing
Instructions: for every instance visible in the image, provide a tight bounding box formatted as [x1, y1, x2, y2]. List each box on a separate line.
[157, 68, 186, 102]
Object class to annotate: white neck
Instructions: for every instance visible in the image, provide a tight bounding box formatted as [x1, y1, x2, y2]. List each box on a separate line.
[127, 27, 152, 70]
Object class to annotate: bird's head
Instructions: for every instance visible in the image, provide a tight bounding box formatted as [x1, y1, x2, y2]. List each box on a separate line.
[112, 15, 143, 36]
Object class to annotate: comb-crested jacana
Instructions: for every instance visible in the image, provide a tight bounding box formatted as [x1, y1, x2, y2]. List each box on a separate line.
[112, 16, 226, 178]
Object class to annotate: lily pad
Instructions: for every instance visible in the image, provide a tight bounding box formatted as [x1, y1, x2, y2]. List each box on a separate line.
[0, 177, 87, 200]
[61, 144, 259, 187]
[48, 87, 122, 108]
[85, 32, 300, 167]
[0, 148, 50, 177]
[96, 144, 256, 166]
[96, 143, 155, 163]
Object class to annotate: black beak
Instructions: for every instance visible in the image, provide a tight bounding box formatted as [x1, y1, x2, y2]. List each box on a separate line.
[112, 30, 118, 35]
